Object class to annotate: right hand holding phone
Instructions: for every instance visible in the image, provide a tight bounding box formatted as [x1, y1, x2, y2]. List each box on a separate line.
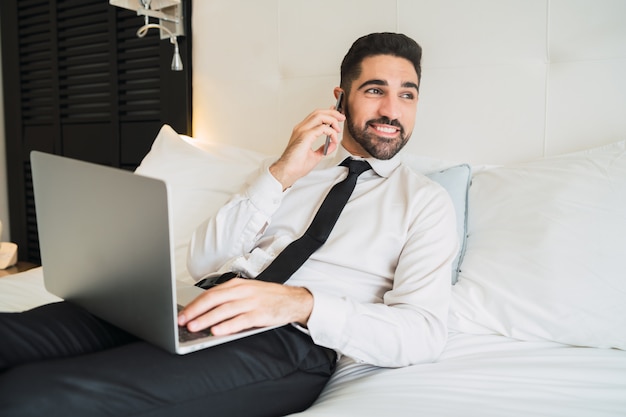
[269, 106, 345, 190]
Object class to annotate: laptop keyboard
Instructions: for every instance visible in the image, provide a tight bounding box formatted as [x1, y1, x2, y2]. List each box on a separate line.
[178, 325, 213, 343]
[177, 305, 213, 342]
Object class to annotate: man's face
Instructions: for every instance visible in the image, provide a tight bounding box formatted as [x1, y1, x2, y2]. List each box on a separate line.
[341, 55, 419, 160]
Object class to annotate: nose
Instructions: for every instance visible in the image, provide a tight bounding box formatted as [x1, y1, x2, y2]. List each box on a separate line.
[378, 95, 401, 121]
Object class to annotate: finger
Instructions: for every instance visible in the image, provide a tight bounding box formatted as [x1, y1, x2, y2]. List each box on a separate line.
[298, 109, 344, 135]
[315, 129, 340, 156]
[285, 125, 338, 161]
[210, 312, 264, 336]
[318, 110, 345, 133]
[313, 123, 341, 144]
[177, 279, 245, 326]
[186, 299, 252, 333]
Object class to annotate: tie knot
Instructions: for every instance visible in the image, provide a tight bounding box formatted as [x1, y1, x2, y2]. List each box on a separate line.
[340, 158, 371, 176]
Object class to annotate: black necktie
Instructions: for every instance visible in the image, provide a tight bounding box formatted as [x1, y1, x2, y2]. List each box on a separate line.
[255, 158, 371, 284]
[197, 158, 371, 289]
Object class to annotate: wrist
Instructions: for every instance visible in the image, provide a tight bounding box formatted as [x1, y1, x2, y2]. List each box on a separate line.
[291, 286, 314, 327]
[269, 160, 296, 191]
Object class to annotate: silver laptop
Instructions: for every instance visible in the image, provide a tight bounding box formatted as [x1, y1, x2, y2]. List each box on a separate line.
[30, 151, 276, 354]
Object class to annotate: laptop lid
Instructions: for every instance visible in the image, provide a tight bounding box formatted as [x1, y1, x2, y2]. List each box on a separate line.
[31, 151, 181, 353]
[30, 151, 278, 355]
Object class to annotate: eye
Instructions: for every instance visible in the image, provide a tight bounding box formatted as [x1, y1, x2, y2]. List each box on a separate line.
[365, 87, 383, 95]
[400, 92, 416, 100]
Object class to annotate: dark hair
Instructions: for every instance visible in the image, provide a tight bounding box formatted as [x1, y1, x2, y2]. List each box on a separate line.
[340, 32, 422, 93]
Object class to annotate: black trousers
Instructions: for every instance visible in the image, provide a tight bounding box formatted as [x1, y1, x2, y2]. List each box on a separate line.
[0, 302, 336, 417]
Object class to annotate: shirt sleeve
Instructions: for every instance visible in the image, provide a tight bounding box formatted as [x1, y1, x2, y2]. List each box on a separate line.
[186, 162, 284, 280]
[305, 187, 458, 368]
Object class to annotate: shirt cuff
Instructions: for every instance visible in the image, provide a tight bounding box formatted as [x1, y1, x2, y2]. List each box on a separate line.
[245, 167, 284, 216]
[305, 288, 349, 350]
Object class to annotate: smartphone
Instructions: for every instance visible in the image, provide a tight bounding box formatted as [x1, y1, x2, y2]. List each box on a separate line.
[323, 91, 344, 155]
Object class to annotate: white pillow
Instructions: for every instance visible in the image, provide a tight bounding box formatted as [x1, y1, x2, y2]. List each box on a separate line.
[449, 140, 626, 349]
[135, 125, 266, 283]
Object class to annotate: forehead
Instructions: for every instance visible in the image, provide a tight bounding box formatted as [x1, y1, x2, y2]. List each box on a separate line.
[355, 55, 419, 87]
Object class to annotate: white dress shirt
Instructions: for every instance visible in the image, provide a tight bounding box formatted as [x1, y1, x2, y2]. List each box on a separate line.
[187, 146, 458, 367]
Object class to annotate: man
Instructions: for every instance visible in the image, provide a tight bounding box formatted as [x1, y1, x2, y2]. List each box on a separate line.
[0, 33, 457, 416]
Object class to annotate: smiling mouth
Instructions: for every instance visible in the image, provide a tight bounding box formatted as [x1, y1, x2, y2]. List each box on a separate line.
[370, 123, 400, 136]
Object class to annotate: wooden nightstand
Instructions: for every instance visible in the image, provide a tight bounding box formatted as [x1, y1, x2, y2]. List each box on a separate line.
[0, 261, 39, 278]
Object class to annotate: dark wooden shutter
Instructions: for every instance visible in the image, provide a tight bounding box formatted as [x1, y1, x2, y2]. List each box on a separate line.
[1, 0, 192, 264]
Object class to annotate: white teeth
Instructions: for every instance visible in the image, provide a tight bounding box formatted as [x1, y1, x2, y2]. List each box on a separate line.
[375, 126, 397, 133]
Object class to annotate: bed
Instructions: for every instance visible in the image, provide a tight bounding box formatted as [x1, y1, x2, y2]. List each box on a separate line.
[1, 125, 625, 416]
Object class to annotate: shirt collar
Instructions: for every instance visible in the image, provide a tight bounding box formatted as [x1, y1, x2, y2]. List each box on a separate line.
[329, 144, 401, 178]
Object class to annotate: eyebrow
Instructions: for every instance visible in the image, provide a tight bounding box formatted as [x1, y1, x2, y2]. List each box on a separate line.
[357, 79, 420, 92]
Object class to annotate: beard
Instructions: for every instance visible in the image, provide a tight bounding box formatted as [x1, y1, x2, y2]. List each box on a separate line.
[344, 105, 411, 160]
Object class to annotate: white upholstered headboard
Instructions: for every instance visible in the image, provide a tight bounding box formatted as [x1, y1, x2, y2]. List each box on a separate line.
[191, 0, 626, 165]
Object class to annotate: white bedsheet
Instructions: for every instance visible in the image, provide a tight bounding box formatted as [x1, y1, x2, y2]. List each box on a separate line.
[296, 333, 626, 417]
[2, 268, 626, 417]
[0, 267, 60, 311]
